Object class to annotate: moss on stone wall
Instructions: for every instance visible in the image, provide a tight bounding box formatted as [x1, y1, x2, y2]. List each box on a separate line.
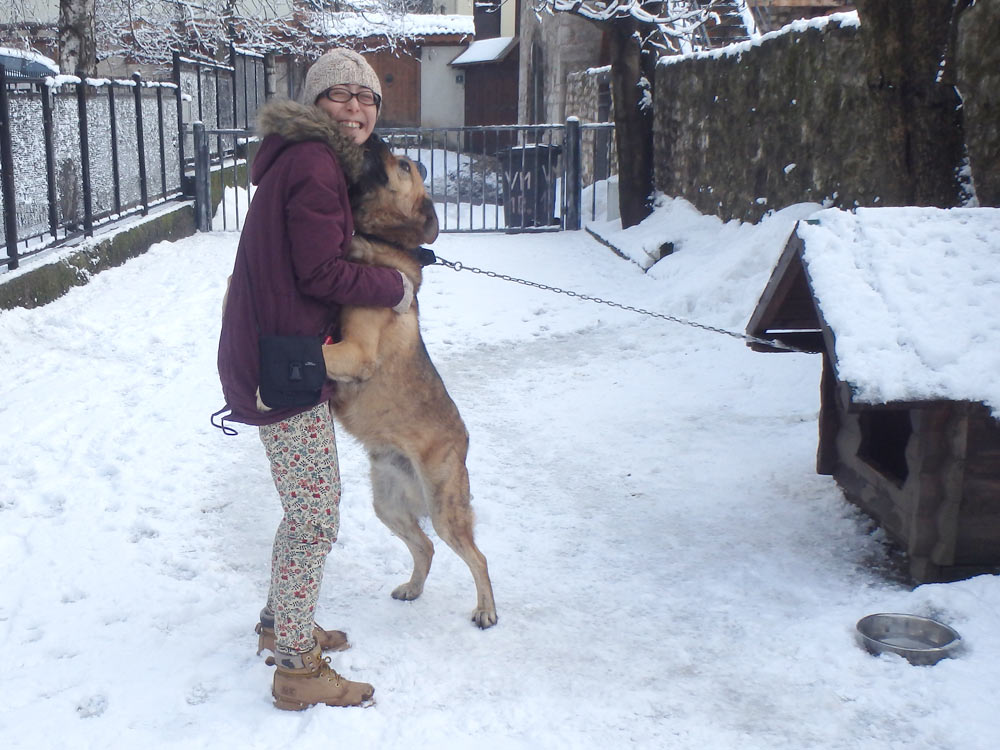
[957, 0, 1000, 206]
[655, 22, 886, 222]
[654, 10, 996, 222]
[0, 205, 196, 311]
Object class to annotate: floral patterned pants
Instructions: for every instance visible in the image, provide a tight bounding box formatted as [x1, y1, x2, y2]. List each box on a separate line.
[259, 402, 341, 654]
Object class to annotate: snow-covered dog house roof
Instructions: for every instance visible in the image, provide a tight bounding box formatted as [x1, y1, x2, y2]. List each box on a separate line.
[747, 207, 1000, 583]
[748, 207, 1000, 416]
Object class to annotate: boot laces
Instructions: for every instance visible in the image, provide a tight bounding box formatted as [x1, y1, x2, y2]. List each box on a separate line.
[319, 655, 343, 685]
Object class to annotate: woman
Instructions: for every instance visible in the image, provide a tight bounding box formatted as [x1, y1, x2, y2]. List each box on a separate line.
[217, 48, 408, 710]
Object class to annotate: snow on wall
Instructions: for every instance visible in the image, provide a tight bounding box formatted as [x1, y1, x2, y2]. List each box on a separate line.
[658, 11, 860, 68]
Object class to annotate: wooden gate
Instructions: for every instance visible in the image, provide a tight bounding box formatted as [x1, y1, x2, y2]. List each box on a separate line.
[367, 50, 421, 128]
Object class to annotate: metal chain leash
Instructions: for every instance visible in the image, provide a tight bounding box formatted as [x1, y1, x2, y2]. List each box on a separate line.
[433, 255, 810, 354]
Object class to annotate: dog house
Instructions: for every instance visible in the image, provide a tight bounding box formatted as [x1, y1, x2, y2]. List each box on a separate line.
[747, 207, 1000, 583]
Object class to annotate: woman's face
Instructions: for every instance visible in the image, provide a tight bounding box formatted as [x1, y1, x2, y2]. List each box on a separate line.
[315, 85, 378, 145]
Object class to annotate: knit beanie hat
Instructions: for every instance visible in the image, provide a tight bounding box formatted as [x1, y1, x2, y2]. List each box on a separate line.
[301, 48, 382, 110]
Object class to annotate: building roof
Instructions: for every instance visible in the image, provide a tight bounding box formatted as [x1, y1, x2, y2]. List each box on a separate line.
[450, 37, 518, 66]
[314, 12, 474, 40]
[748, 206, 1000, 415]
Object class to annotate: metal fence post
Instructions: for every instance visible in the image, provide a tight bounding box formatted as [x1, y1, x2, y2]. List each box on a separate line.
[156, 85, 167, 199]
[76, 75, 93, 237]
[193, 122, 212, 231]
[241, 52, 250, 127]
[195, 59, 204, 123]
[133, 73, 149, 215]
[0, 65, 19, 269]
[229, 43, 239, 129]
[173, 51, 190, 196]
[564, 117, 582, 231]
[213, 65, 221, 129]
[263, 52, 275, 101]
[252, 54, 260, 114]
[108, 84, 121, 215]
[41, 79, 58, 238]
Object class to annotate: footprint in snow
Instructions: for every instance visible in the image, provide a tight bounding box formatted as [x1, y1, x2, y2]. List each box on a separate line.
[77, 693, 108, 718]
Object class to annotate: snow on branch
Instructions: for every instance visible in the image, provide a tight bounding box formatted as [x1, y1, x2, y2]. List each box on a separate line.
[93, 0, 425, 65]
[540, 0, 755, 55]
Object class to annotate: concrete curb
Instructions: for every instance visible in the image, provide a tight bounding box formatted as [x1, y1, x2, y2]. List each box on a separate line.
[0, 203, 196, 312]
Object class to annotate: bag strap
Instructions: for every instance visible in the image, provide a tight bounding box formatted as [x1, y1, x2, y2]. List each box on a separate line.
[211, 404, 238, 436]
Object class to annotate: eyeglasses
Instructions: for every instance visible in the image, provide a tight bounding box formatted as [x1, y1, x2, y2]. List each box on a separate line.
[320, 87, 381, 108]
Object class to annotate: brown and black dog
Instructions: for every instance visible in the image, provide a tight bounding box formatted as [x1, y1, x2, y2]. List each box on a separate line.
[324, 137, 497, 629]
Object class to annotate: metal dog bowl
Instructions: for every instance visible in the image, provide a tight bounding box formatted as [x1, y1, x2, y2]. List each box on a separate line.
[856, 613, 962, 666]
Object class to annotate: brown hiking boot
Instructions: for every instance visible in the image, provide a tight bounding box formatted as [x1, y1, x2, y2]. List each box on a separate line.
[269, 644, 375, 710]
[255, 621, 350, 656]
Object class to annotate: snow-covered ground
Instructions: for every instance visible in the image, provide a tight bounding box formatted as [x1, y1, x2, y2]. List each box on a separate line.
[1, 197, 998, 749]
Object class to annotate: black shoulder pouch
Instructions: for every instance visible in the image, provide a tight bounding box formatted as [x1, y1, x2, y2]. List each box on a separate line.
[258, 335, 326, 409]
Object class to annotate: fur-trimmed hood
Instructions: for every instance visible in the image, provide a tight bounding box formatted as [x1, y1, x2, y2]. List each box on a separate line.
[251, 98, 365, 185]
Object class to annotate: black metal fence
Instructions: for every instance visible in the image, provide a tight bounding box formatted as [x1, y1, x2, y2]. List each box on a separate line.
[0, 66, 183, 270]
[173, 46, 269, 193]
[0, 45, 270, 271]
[196, 120, 616, 235]
[3, 41, 613, 273]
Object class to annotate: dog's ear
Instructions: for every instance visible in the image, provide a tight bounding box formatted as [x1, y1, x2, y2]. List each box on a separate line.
[421, 197, 439, 244]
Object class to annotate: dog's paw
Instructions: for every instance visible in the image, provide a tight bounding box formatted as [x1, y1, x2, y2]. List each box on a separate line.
[391, 582, 423, 601]
[471, 608, 498, 629]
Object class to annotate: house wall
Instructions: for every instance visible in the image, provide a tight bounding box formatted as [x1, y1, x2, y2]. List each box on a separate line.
[234, 0, 296, 19]
[653, 5, 1000, 222]
[438, 0, 474, 15]
[517, 10, 604, 125]
[420, 45, 466, 128]
[500, 1, 517, 37]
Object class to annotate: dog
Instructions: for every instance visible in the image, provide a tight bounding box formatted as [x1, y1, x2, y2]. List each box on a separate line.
[323, 137, 498, 629]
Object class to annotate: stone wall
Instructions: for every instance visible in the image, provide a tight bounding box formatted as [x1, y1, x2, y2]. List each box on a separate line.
[565, 66, 607, 124]
[957, 0, 1000, 207]
[655, 17, 885, 222]
[653, 7, 1000, 222]
[565, 66, 617, 186]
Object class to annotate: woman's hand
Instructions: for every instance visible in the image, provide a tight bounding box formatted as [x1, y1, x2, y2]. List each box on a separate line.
[392, 272, 414, 314]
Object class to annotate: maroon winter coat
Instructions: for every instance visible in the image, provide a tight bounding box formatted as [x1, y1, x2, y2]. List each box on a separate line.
[217, 100, 404, 426]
